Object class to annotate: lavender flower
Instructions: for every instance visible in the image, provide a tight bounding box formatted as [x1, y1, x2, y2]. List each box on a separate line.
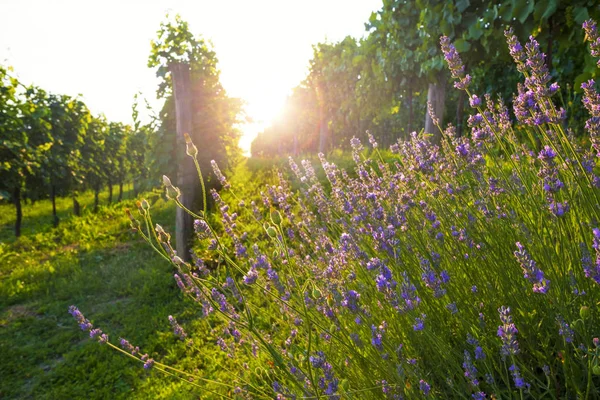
[419, 379, 431, 396]
[556, 316, 574, 343]
[342, 290, 361, 313]
[583, 19, 600, 65]
[413, 314, 425, 331]
[498, 306, 519, 358]
[463, 350, 479, 387]
[505, 28, 527, 72]
[440, 36, 471, 90]
[168, 315, 187, 340]
[143, 358, 155, 370]
[584, 231, 600, 284]
[509, 364, 529, 390]
[68, 305, 92, 331]
[211, 160, 230, 189]
[514, 242, 550, 293]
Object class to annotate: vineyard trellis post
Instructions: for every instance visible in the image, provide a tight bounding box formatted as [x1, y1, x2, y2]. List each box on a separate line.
[169, 61, 195, 261]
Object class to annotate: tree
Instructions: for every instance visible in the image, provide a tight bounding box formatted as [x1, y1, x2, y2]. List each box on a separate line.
[81, 116, 107, 213]
[0, 67, 52, 236]
[148, 14, 243, 260]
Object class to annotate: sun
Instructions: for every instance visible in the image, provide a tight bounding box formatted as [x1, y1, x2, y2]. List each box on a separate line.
[238, 93, 287, 155]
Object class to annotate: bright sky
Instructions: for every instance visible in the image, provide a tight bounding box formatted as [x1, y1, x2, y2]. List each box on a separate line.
[0, 0, 381, 153]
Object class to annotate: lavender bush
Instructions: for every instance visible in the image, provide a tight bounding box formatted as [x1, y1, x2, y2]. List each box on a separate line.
[70, 21, 600, 398]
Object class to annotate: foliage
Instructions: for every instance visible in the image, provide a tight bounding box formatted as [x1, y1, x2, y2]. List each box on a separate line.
[147, 14, 244, 198]
[0, 66, 153, 236]
[252, 0, 600, 158]
[71, 19, 600, 398]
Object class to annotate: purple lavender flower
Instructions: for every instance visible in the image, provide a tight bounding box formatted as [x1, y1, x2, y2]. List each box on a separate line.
[143, 358, 155, 370]
[585, 228, 600, 285]
[498, 306, 519, 358]
[505, 28, 527, 72]
[68, 305, 93, 331]
[440, 36, 471, 90]
[469, 95, 481, 108]
[243, 266, 258, 285]
[309, 351, 339, 399]
[367, 131, 378, 148]
[446, 302, 458, 314]
[420, 257, 447, 297]
[509, 364, 530, 390]
[400, 271, 420, 311]
[89, 327, 100, 337]
[371, 324, 384, 350]
[583, 19, 600, 65]
[211, 160, 230, 189]
[474, 346, 485, 360]
[168, 315, 187, 340]
[556, 316, 574, 343]
[413, 314, 425, 331]
[194, 219, 211, 239]
[120, 338, 139, 355]
[514, 242, 550, 293]
[419, 379, 431, 396]
[342, 290, 361, 313]
[463, 350, 479, 387]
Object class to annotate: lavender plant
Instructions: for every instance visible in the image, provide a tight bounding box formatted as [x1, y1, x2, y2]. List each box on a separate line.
[70, 22, 600, 398]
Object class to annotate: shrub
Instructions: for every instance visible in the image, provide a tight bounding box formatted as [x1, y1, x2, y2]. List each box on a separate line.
[70, 21, 600, 398]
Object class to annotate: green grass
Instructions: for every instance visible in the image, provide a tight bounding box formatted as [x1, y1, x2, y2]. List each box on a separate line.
[0, 185, 205, 399]
[0, 163, 283, 399]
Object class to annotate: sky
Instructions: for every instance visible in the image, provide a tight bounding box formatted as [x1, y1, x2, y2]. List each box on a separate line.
[0, 0, 382, 153]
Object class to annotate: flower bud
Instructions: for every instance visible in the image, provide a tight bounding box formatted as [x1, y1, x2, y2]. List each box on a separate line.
[163, 175, 173, 188]
[184, 133, 198, 157]
[580, 306, 590, 320]
[165, 185, 181, 200]
[270, 209, 282, 225]
[266, 226, 278, 238]
[312, 288, 322, 299]
[125, 209, 141, 231]
[141, 199, 150, 211]
[326, 295, 334, 308]
[172, 256, 184, 265]
[135, 200, 144, 214]
[340, 379, 349, 391]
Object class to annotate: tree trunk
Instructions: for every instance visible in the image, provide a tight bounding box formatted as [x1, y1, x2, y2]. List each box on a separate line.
[73, 195, 80, 217]
[94, 184, 100, 213]
[118, 181, 123, 202]
[424, 75, 447, 144]
[14, 186, 22, 237]
[108, 181, 113, 204]
[170, 62, 196, 261]
[51, 185, 59, 227]
[318, 117, 328, 154]
[456, 90, 465, 137]
[407, 84, 413, 135]
[547, 18, 554, 72]
[293, 126, 298, 157]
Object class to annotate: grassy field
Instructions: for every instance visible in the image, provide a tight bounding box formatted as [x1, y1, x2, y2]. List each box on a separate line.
[0, 161, 283, 399]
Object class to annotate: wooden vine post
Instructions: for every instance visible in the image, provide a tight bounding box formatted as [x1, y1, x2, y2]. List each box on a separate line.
[169, 61, 196, 261]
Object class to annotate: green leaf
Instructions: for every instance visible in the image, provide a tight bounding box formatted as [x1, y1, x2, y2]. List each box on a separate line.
[534, 0, 557, 21]
[454, 38, 471, 52]
[514, 0, 535, 24]
[456, 0, 470, 13]
[573, 7, 589, 25]
[468, 23, 484, 40]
